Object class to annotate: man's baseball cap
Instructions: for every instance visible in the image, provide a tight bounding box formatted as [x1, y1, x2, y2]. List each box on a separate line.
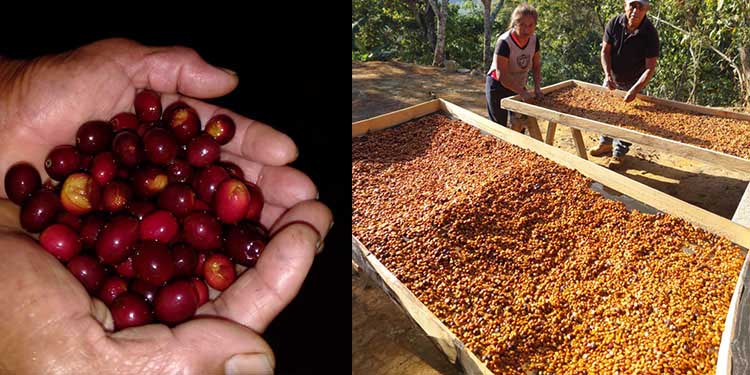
[626, 0, 649, 5]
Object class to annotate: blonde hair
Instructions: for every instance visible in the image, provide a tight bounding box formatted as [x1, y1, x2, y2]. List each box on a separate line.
[508, 3, 538, 30]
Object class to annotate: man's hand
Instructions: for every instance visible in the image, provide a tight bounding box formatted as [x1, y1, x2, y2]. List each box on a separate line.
[624, 87, 639, 102]
[534, 86, 544, 99]
[605, 74, 617, 90]
[0, 38, 333, 374]
[520, 89, 534, 102]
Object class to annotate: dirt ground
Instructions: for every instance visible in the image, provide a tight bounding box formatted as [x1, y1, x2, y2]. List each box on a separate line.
[351, 60, 750, 374]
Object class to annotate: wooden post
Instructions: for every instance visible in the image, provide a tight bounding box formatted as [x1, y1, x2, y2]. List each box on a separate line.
[545, 121, 557, 145]
[570, 128, 588, 160]
[525, 117, 543, 141]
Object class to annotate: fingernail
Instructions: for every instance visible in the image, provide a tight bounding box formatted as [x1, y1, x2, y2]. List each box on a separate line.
[316, 239, 325, 254]
[315, 191, 320, 200]
[220, 67, 238, 76]
[225, 353, 274, 375]
[328, 220, 334, 232]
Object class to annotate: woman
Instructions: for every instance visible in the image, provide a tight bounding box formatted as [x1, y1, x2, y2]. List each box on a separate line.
[485, 3, 543, 128]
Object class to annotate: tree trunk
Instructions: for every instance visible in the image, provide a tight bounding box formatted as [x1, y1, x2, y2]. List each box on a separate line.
[482, 0, 492, 71]
[428, 0, 447, 67]
[739, 46, 750, 107]
[481, 0, 505, 71]
[408, 0, 437, 52]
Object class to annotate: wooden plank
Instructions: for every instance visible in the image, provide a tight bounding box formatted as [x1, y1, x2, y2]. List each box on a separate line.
[545, 121, 557, 145]
[351, 236, 492, 375]
[570, 128, 588, 160]
[730, 257, 750, 375]
[352, 100, 441, 137]
[573, 80, 750, 122]
[501, 96, 750, 173]
[732, 182, 750, 228]
[440, 99, 750, 248]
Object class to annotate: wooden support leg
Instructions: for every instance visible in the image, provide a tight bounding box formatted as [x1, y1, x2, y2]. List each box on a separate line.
[570, 128, 588, 160]
[525, 117, 543, 142]
[545, 122, 557, 145]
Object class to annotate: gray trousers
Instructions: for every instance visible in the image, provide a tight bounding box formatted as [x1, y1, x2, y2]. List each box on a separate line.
[599, 79, 635, 157]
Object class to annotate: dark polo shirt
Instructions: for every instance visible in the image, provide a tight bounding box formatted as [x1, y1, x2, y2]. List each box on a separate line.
[604, 14, 659, 85]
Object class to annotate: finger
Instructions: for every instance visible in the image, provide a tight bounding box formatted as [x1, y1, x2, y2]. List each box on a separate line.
[159, 95, 298, 166]
[102, 38, 238, 99]
[219, 153, 318, 206]
[108, 318, 274, 374]
[269, 200, 333, 239]
[199, 202, 331, 332]
[174, 319, 274, 374]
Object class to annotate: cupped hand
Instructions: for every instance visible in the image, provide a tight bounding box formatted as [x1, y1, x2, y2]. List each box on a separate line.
[0, 38, 333, 374]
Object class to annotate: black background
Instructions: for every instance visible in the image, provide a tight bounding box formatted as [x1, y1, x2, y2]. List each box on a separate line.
[0, 7, 349, 375]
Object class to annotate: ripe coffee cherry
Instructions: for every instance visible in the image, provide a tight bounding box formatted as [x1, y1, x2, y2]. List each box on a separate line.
[4, 162, 41, 205]
[20, 189, 61, 233]
[110, 112, 140, 132]
[164, 104, 201, 144]
[225, 221, 268, 267]
[192, 278, 209, 306]
[192, 165, 229, 203]
[182, 212, 223, 251]
[101, 180, 133, 212]
[132, 166, 169, 198]
[76, 121, 114, 154]
[60, 173, 101, 215]
[115, 256, 136, 278]
[166, 159, 194, 184]
[55, 211, 83, 231]
[79, 213, 107, 249]
[205, 114, 236, 145]
[45, 145, 81, 181]
[218, 161, 245, 180]
[143, 127, 178, 165]
[203, 253, 236, 291]
[134, 89, 162, 122]
[171, 243, 199, 277]
[154, 279, 199, 325]
[66, 254, 106, 294]
[112, 130, 143, 167]
[133, 241, 176, 286]
[157, 183, 196, 218]
[95, 215, 139, 265]
[111, 292, 154, 330]
[98, 275, 129, 306]
[214, 179, 251, 224]
[127, 200, 156, 222]
[40, 223, 82, 262]
[139, 210, 179, 243]
[186, 134, 221, 167]
[130, 278, 159, 303]
[244, 181, 264, 221]
[89, 152, 118, 186]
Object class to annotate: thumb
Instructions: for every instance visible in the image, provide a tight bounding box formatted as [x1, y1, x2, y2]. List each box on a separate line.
[91, 38, 239, 98]
[110, 317, 275, 374]
[174, 318, 275, 374]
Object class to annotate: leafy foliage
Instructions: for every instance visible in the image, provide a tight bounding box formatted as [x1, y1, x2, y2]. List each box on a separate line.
[352, 0, 750, 107]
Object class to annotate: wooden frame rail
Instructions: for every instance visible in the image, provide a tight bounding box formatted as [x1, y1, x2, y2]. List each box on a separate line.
[500, 79, 750, 173]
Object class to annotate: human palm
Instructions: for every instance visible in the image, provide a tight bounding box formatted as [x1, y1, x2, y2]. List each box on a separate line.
[0, 38, 332, 374]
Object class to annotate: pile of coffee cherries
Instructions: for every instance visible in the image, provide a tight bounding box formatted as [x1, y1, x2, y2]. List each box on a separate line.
[3, 89, 269, 330]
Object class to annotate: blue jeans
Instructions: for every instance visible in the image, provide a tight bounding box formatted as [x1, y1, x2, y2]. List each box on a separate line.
[600, 79, 635, 157]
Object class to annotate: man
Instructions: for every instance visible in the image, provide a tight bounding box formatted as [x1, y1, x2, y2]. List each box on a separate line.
[589, 0, 659, 169]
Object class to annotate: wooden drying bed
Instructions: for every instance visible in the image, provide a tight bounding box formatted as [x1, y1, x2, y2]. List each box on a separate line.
[352, 99, 750, 374]
[500, 80, 750, 173]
